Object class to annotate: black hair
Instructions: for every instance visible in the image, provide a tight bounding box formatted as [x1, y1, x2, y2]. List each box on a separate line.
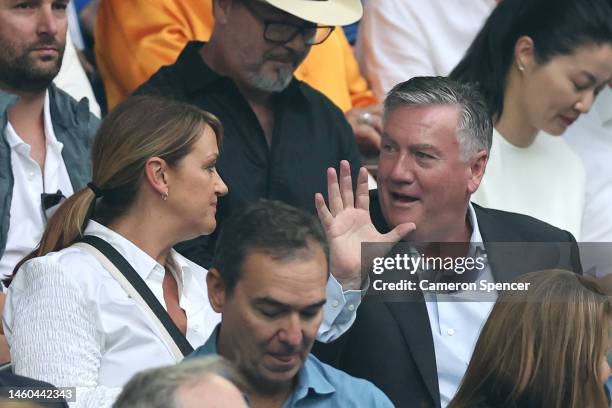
[450, 0, 612, 120]
[212, 199, 329, 294]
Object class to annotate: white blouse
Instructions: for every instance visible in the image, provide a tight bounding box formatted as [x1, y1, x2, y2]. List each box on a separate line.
[3, 221, 360, 407]
[472, 128, 585, 238]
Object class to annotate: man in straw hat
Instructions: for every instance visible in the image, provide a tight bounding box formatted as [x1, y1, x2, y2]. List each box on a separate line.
[136, 0, 367, 309]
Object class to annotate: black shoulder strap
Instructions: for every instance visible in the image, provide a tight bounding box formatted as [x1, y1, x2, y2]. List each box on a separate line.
[81, 235, 194, 356]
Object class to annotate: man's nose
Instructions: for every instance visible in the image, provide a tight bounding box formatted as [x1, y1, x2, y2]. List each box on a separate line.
[36, 6, 60, 37]
[389, 153, 416, 184]
[277, 313, 303, 349]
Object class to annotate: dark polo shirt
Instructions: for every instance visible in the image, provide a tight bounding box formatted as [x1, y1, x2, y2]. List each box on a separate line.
[135, 41, 361, 267]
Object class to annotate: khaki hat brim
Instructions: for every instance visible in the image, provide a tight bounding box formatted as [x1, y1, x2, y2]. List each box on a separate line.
[263, 0, 363, 26]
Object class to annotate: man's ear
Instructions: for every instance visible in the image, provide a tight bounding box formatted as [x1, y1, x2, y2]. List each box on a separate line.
[144, 157, 169, 197]
[467, 150, 488, 194]
[514, 35, 536, 73]
[207, 268, 227, 313]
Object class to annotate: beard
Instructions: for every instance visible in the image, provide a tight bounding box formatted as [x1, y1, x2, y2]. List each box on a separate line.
[0, 36, 64, 93]
[248, 64, 294, 93]
[246, 47, 307, 93]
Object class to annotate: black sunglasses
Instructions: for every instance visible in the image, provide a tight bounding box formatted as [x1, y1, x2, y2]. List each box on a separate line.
[241, 0, 335, 46]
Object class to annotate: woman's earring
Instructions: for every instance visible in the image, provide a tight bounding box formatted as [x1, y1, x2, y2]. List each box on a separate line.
[517, 61, 525, 72]
[162, 192, 169, 201]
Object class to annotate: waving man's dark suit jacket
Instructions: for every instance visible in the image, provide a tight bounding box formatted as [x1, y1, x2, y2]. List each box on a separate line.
[313, 190, 582, 408]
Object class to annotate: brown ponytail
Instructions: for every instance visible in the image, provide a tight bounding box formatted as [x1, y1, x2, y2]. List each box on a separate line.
[6, 95, 222, 286]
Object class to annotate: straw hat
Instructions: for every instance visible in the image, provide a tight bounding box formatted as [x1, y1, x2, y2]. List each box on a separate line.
[260, 0, 363, 26]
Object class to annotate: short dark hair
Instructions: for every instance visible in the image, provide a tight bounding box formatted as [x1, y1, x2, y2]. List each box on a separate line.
[384, 76, 493, 160]
[212, 199, 329, 294]
[450, 0, 612, 120]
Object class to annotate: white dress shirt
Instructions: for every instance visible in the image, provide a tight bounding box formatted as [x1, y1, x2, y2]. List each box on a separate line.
[425, 203, 495, 407]
[0, 92, 74, 288]
[357, 0, 496, 99]
[564, 88, 612, 242]
[4, 221, 360, 407]
[472, 128, 585, 238]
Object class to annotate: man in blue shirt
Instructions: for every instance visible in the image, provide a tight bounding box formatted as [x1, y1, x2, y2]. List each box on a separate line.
[189, 199, 393, 408]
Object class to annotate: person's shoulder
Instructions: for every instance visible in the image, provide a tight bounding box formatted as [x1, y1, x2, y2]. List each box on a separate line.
[134, 42, 203, 100]
[134, 64, 184, 99]
[133, 45, 192, 100]
[12, 246, 105, 291]
[188, 343, 212, 359]
[48, 84, 99, 122]
[293, 80, 346, 118]
[187, 334, 217, 359]
[473, 203, 575, 242]
[47, 85, 100, 149]
[0, 89, 19, 111]
[305, 354, 393, 405]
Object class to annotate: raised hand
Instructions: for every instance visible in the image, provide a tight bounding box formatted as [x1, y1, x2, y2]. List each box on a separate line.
[315, 160, 416, 290]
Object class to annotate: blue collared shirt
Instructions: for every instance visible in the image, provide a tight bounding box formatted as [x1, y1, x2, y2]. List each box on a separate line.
[189, 326, 394, 408]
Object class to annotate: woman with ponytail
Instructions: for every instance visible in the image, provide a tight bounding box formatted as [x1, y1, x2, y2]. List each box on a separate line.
[449, 0, 612, 238]
[2, 95, 228, 406]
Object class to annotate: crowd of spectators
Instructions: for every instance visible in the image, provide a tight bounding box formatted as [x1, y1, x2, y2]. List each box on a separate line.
[0, 0, 611, 407]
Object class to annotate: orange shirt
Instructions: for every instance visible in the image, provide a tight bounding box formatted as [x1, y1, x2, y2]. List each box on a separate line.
[95, 0, 376, 111]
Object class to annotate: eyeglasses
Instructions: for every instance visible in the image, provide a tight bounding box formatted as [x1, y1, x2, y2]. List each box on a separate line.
[241, 0, 335, 46]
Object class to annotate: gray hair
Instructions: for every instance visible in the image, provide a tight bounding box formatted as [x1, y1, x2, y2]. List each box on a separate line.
[383, 76, 493, 161]
[113, 356, 247, 408]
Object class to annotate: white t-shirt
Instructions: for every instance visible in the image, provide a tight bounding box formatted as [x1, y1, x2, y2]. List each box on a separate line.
[357, 0, 496, 99]
[472, 128, 585, 238]
[0, 92, 74, 288]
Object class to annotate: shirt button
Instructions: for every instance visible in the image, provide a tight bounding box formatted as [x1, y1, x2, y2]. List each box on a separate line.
[447, 328, 455, 336]
[331, 300, 339, 308]
[28, 171, 35, 180]
[348, 304, 355, 311]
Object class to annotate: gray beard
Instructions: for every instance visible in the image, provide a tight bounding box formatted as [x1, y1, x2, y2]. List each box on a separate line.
[248, 64, 294, 93]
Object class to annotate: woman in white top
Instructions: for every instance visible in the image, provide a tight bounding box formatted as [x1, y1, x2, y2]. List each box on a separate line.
[450, 0, 612, 238]
[2, 96, 228, 406]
